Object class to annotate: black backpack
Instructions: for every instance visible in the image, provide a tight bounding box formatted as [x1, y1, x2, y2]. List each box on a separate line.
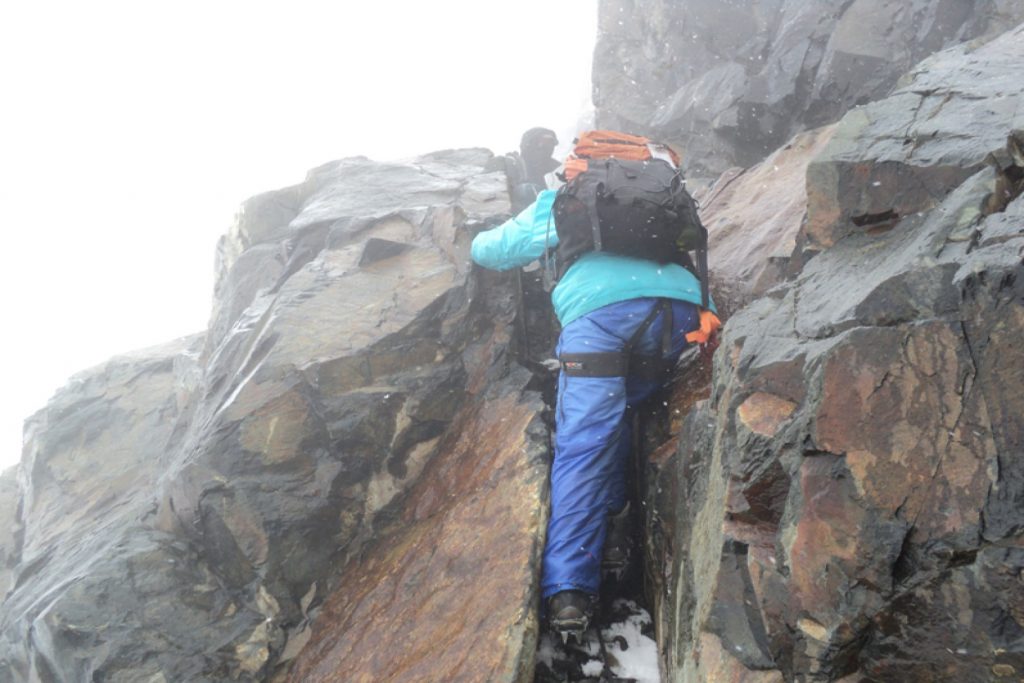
[547, 156, 709, 308]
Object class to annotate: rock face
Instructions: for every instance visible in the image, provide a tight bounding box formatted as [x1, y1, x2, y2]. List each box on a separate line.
[699, 124, 837, 315]
[285, 386, 548, 683]
[4, 6, 1024, 683]
[0, 469, 22, 604]
[0, 150, 550, 682]
[595, 0, 1024, 175]
[648, 25, 1024, 682]
[805, 27, 1024, 251]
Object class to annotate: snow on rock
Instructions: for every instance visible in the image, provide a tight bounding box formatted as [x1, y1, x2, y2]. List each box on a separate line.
[603, 601, 661, 683]
[535, 600, 661, 683]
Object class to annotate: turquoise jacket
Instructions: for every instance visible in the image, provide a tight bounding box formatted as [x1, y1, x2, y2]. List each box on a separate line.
[470, 189, 710, 326]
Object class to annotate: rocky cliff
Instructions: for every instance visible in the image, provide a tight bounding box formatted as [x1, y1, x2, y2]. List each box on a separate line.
[595, 0, 1024, 176]
[0, 150, 551, 682]
[1, 3, 1022, 683]
[643, 20, 1024, 683]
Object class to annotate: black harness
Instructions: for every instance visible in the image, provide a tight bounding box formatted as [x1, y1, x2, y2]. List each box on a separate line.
[559, 299, 674, 380]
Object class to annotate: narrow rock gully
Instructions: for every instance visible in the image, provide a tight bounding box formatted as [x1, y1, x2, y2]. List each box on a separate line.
[533, 392, 669, 683]
[512, 269, 666, 682]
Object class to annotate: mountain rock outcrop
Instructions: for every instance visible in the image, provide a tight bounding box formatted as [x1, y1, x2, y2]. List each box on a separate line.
[698, 124, 837, 315]
[0, 150, 549, 682]
[646, 24, 1024, 682]
[595, 0, 1024, 175]
[2, 4, 1023, 683]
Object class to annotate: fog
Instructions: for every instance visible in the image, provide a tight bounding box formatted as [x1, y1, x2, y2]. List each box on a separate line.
[0, 0, 597, 470]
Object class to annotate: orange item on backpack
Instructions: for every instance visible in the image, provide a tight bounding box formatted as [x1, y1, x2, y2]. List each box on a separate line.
[562, 130, 681, 181]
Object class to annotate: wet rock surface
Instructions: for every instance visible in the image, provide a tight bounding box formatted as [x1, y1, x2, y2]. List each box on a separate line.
[3, 6, 1024, 683]
[699, 124, 837, 314]
[594, 0, 1024, 175]
[649, 24, 1024, 683]
[285, 383, 548, 683]
[0, 335, 205, 681]
[804, 25, 1024, 251]
[0, 150, 552, 682]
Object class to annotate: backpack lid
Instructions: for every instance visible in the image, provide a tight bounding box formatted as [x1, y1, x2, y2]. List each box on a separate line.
[561, 129, 682, 181]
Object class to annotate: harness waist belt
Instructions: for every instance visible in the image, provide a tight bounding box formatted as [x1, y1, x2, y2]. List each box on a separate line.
[559, 352, 670, 380]
[559, 298, 675, 380]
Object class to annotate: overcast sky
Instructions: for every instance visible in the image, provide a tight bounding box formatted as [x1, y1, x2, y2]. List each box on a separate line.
[0, 1, 597, 471]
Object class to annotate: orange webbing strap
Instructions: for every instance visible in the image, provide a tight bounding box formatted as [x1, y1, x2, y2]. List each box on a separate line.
[685, 309, 723, 345]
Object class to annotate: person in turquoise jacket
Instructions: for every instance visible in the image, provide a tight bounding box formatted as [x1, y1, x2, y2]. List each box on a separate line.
[471, 187, 717, 638]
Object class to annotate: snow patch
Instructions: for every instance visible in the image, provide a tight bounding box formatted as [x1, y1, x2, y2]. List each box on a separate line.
[602, 600, 660, 683]
[535, 599, 661, 682]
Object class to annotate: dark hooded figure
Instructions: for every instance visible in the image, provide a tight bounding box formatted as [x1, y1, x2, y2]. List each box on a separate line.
[494, 127, 560, 213]
[519, 126, 560, 187]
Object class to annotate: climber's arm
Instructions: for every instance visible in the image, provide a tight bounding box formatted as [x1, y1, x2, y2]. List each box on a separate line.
[470, 190, 558, 271]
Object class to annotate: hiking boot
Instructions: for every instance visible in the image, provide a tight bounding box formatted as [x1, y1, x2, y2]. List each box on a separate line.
[548, 590, 595, 644]
[601, 502, 632, 581]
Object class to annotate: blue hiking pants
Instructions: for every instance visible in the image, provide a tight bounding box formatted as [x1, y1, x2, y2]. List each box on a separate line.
[541, 297, 699, 599]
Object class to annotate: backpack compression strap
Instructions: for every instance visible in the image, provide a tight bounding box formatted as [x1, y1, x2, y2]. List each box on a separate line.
[559, 299, 674, 380]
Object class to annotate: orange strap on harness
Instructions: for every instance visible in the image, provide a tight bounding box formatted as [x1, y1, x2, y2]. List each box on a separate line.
[685, 309, 723, 345]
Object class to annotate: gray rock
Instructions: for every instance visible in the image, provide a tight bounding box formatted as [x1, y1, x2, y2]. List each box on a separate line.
[0, 150, 541, 682]
[594, 0, 1024, 174]
[0, 334, 205, 681]
[205, 150, 503, 358]
[805, 24, 1024, 249]
[647, 24, 1024, 681]
[0, 468, 21, 602]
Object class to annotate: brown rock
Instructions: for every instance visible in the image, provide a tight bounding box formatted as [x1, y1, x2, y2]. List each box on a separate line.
[815, 323, 992, 540]
[737, 392, 797, 437]
[0, 150, 535, 683]
[285, 390, 547, 683]
[648, 26, 1024, 681]
[991, 663, 1016, 677]
[784, 456, 888, 632]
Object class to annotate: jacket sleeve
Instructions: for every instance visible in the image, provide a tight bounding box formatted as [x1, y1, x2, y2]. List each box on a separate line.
[470, 190, 558, 271]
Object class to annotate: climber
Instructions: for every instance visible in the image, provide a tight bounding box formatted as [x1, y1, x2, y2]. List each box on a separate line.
[486, 127, 563, 369]
[470, 130, 721, 642]
[489, 127, 561, 212]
